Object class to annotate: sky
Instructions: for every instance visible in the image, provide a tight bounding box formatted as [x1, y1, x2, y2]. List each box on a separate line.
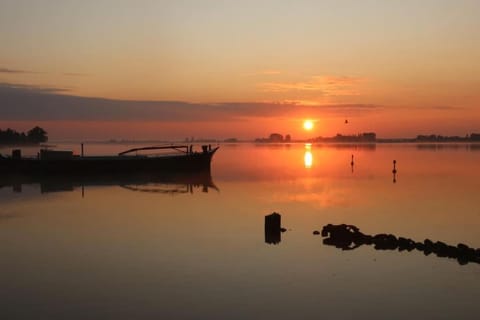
[1, 0, 479, 140]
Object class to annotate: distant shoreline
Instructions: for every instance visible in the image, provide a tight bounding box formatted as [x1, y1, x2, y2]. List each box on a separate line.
[9, 140, 480, 145]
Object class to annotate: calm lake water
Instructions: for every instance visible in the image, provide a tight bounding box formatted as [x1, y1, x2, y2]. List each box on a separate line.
[1, 143, 479, 319]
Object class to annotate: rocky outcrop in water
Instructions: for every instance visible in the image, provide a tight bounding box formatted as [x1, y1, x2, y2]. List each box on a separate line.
[320, 224, 480, 266]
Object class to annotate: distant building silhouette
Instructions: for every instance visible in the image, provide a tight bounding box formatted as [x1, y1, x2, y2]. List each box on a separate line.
[255, 133, 291, 143]
[269, 133, 283, 142]
[470, 133, 480, 141]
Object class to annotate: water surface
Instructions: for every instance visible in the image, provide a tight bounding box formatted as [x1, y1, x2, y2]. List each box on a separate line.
[1, 143, 479, 319]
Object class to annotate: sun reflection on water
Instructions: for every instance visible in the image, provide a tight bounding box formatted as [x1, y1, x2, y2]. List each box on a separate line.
[304, 143, 313, 168]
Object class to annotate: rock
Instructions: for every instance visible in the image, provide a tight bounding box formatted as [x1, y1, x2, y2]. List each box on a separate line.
[423, 239, 434, 255]
[415, 242, 425, 251]
[319, 223, 480, 265]
[434, 241, 448, 257]
[398, 237, 409, 251]
[373, 234, 398, 250]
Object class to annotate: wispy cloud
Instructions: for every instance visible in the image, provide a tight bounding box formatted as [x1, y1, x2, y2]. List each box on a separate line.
[0, 82, 380, 122]
[245, 70, 282, 76]
[259, 70, 281, 75]
[63, 72, 91, 77]
[390, 104, 464, 112]
[258, 75, 365, 96]
[1, 67, 92, 77]
[429, 105, 462, 111]
[0, 82, 70, 93]
[0, 67, 39, 74]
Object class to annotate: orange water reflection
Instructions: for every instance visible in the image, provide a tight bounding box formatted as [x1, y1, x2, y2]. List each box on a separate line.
[213, 143, 480, 243]
[303, 143, 313, 168]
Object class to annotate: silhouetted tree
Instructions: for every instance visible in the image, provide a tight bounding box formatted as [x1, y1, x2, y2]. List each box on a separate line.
[27, 126, 48, 143]
[0, 126, 48, 145]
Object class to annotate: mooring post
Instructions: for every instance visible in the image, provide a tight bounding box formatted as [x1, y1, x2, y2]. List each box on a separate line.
[12, 149, 21, 160]
[81, 143, 84, 157]
[265, 212, 281, 244]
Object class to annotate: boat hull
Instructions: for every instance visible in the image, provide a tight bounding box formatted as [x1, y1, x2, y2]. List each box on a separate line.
[0, 148, 218, 175]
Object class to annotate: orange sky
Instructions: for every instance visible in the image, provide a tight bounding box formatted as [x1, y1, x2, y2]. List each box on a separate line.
[1, 1, 479, 140]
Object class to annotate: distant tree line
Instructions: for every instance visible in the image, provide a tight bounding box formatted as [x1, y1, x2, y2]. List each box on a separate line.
[313, 132, 377, 143]
[416, 133, 480, 142]
[0, 126, 48, 145]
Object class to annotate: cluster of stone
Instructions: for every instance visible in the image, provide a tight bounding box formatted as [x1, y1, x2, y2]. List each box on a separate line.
[316, 224, 480, 266]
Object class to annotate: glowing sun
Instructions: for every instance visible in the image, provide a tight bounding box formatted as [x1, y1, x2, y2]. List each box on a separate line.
[303, 120, 314, 131]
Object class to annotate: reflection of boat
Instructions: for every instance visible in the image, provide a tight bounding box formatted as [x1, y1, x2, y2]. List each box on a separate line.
[0, 171, 218, 195]
[0, 145, 219, 174]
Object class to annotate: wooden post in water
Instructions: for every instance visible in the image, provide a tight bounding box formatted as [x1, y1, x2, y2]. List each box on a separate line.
[81, 143, 84, 157]
[392, 160, 397, 183]
[265, 212, 281, 244]
[12, 149, 21, 160]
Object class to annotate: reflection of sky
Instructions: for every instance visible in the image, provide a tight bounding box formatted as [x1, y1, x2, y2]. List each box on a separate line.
[1, 143, 480, 319]
[3, 142, 479, 243]
[0, 184, 42, 202]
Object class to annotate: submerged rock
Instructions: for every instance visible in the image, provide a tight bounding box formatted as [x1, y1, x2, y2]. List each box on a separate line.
[320, 224, 480, 265]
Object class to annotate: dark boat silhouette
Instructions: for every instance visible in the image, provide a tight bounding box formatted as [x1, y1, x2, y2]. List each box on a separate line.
[0, 144, 219, 175]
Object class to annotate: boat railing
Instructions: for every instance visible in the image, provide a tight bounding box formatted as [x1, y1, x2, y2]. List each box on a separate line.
[118, 145, 190, 156]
